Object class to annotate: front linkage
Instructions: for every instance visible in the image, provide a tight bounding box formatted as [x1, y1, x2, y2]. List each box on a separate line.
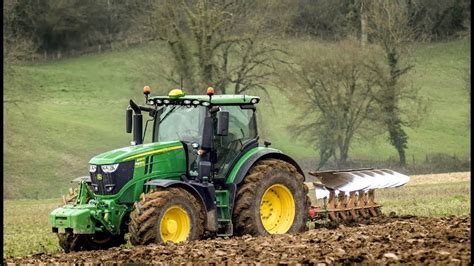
[51, 181, 128, 236]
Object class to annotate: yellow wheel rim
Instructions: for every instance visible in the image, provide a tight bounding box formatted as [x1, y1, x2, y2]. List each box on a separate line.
[259, 184, 295, 234]
[160, 205, 190, 243]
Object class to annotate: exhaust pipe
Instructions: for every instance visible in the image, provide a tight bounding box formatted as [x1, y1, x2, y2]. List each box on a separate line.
[128, 100, 143, 145]
[126, 108, 133, 133]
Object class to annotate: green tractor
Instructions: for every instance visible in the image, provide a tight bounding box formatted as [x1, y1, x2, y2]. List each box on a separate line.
[50, 87, 310, 252]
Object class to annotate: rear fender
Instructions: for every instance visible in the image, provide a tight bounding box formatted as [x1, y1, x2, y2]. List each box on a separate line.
[224, 147, 305, 211]
[144, 179, 218, 232]
[226, 147, 305, 185]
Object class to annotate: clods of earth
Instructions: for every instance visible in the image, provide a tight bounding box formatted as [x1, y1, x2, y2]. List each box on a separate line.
[5, 215, 470, 264]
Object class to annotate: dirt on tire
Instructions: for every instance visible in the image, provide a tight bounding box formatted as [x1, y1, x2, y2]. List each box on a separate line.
[233, 159, 310, 235]
[5, 215, 470, 264]
[129, 188, 205, 245]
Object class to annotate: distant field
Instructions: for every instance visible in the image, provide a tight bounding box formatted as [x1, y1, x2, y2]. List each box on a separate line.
[377, 172, 471, 217]
[3, 172, 470, 258]
[3, 39, 470, 199]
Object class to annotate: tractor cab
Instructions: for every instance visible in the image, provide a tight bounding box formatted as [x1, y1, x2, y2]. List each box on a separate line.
[127, 87, 260, 183]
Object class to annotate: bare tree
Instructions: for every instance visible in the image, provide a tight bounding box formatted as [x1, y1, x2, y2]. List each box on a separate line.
[365, 0, 426, 166]
[281, 40, 381, 169]
[133, 0, 295, 94]
[359, 0, 368, 47]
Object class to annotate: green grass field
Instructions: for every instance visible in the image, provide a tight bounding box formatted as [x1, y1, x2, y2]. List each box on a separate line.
[3, 199, 60, 258]
[3, 173, 470, 258]
[3, 39, 470, 199]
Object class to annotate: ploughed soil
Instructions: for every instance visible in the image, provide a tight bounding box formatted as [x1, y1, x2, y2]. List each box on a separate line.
[5, 215, 470, 265]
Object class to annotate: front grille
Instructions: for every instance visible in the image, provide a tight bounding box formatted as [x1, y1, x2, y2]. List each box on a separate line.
[90, 161, 135, 195]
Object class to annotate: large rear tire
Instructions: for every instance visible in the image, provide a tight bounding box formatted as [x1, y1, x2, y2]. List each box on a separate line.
[233, 159, 310, 236]
[56, 186, 125, 253]
[128, 187, 205, 245]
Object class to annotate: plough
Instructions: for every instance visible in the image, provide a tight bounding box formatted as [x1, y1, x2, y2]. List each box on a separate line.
[306, 168, 410, 222]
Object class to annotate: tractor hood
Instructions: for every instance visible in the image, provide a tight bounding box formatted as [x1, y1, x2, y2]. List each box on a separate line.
[89, 141, 184, 165]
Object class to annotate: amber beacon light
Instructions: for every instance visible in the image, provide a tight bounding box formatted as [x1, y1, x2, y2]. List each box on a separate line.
[143, 85, 151, 95]
[207, 87, 215, 96]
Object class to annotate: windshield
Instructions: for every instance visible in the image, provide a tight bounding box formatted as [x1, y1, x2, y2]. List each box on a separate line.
[153, 105, 206, 143]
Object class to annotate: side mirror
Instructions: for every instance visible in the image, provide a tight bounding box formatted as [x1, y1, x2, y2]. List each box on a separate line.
[126, 108, 132, 133]
[216, 111, 229, 136]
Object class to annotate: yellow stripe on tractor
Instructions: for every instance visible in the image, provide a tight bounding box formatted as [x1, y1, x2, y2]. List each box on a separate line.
[123, 146, 183, 161]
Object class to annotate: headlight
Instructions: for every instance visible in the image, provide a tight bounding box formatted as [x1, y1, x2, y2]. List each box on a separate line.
[183, 99, 191, 105]
[163, 99, 170, 104]
[101, 164, 119, 173]
[201, 101, 210, 106]
[192, 100, 200, 105]
[89, 164, 97, 173]
[105, 184, 116, 193]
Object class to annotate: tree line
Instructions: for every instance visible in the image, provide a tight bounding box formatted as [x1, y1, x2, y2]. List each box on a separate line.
[3, 0, 470, 55]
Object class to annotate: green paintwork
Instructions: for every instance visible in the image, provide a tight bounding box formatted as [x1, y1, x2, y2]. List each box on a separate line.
[150, 94, 260, 105]
[89, 140, 184, 164]
[225, 146, 281, 184]
[215, 190, 231, 223]
[51, 141, 187, 235]
[50, 204, 96, 234]
[91, 141, 186, 204]
[50, 144, 283, 237]
[50, 182, 129, 234]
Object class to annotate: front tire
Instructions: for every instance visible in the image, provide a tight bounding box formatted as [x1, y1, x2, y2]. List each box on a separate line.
[58, 232, 125, 253]
[128, 188, 205, 245]
[233, 159, 310, 236]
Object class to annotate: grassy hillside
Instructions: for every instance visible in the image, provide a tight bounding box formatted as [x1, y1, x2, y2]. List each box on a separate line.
[3, 39, 470, 199]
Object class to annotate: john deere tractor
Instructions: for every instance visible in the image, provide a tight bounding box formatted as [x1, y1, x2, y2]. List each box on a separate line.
[50, 87, 310, 252]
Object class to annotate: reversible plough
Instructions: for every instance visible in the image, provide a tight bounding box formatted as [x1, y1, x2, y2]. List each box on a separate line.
[306, 168, 410, 222]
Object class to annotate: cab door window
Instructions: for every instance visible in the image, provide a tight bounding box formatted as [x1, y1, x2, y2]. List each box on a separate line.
[214, 106, 257, 177]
